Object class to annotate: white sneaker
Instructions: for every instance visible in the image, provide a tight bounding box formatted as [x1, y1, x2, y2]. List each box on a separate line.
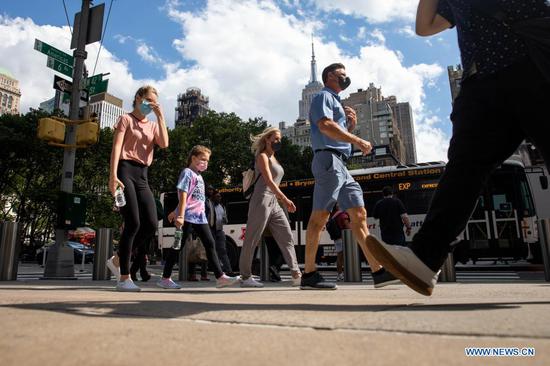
[336, 273, 344, 282]
[106, 256, 120, 281]
[116, 279, 141, 292]
[216, 274, 241, 288]
[291, 275, 302, 287]
[156, 278, 182, 289]
[240, 276, 264, 288]
[365, 235, 439, 296]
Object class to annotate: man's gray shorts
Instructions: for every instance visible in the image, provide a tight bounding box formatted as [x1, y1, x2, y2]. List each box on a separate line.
[311, 150, 364, 212]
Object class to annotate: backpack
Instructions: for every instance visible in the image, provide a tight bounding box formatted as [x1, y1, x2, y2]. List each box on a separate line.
[242, 160, 261, 199]
[326, 212, 344, 240]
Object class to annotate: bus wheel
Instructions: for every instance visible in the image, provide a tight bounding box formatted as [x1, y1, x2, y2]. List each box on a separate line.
[225, 237, 240, 272]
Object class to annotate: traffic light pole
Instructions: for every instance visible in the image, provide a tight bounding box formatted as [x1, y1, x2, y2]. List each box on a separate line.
[43, 0, 90, 279]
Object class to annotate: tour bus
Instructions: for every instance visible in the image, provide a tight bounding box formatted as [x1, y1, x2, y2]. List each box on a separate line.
[158, 156, 547, 269]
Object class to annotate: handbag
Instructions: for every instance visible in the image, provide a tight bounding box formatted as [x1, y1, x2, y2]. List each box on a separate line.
[186, 237, 208, 263]
[472, 1, 550, 81]
[242, 159, 261, 199]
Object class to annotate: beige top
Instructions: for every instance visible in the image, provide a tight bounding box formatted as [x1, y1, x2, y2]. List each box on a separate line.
[114, 113, 160, 166]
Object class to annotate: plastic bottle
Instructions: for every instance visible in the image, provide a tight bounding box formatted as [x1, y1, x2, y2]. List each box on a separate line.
[114, 186, 126, 207]
[173, 228, 183, 250]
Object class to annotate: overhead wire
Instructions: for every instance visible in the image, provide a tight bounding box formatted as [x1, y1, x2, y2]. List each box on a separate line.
[92, 0, 114, 76]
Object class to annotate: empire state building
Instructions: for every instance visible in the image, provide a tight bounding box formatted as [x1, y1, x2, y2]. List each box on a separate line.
[298, 42, 323, 121]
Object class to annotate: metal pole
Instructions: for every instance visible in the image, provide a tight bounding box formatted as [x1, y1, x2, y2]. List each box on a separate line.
[260, 239, 269, 282]
[438, 253, 456, 282]
[93, 228, 113, 280]
[342, 229, 361, 282]
[45, 0, 91, 279]
[537, 219, 550, 282]
[178, 238, 189, 281]
[0, 222, 20, 281]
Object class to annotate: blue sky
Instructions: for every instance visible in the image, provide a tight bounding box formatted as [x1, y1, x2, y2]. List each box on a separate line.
[0, 0, 462, 161]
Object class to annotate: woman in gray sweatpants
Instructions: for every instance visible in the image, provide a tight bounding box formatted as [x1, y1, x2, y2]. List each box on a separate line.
[239, 127, 301, 288]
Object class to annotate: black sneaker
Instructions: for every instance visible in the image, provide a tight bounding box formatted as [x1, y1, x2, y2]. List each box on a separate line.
[300, 271, 337, 290]
[372, 268, 400, 288]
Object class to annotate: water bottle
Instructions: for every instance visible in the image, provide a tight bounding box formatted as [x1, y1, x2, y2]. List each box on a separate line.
[114, 186, 126, 207]
[173, 228, 183, 250]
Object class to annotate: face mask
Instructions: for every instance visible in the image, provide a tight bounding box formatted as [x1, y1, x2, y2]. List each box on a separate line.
[338, 76, 351, 90]
[140, 100, 153, 116]
[197, 161, 208, 172]
[272, 141, 282, 152]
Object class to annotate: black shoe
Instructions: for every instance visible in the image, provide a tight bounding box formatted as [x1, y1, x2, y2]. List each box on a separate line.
[300, 271, 337, 290]
[372, 268, 400, 288]
[130, 271, 138, 282]
[140, 271, 151, 282]
[269, 265, 282, 282]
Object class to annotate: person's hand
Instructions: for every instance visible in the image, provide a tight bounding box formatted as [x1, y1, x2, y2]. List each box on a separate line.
[344, 106, 357, 131]
[150, 102, 163, 119]
[406, 227, 412, 236]
[355, 138, 372, 156]
[167, 211, 176, 223]
[175, 216, 184, 229]
[285, 198, 297, 213]
[109, 176, 125, 196]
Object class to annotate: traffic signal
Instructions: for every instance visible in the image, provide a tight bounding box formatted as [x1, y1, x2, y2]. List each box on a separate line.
[76, 120, 99, 146]
[38, 118, 66, 143]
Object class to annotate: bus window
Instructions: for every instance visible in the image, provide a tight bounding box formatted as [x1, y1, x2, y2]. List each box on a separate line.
[226, 201, 249, 225]
[519, 179, 536, 217]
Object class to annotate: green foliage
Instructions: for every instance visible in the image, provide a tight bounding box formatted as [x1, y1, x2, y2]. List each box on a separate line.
[1, 109, 314, 247]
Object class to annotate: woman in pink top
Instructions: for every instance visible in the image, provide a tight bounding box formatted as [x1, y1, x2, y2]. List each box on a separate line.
[107, 85, 169, 292]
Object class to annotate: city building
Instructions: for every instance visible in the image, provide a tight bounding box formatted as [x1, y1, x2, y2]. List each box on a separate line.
[448, 65, 463, 103]
[387, 97, 417, 164]
[88, 92, 125, 129]
[175, 87, 209, 127]
[342, 84, 407, 167]
[0, 68, 21, 115]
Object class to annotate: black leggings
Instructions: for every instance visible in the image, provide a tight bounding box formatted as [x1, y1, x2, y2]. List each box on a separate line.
[118, 160, 158, 276]
[162, 223, 224, 279]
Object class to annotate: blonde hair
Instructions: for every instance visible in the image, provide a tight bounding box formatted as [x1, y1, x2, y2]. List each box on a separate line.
[132, 85, 158, 107]
[250, 127, 280, 156]
[187, 145, 211, 167]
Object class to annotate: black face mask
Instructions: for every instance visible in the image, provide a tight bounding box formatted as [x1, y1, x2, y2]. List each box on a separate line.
[338, 75, 351, 90]
[272, 141, 282, 152]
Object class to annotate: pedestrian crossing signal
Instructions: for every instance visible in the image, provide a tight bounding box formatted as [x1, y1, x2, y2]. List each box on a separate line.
[38, 118, 66, 143]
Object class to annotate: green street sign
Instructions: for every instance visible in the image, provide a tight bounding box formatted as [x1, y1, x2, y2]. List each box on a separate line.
[47, 57, 73, 78]
[80, 74, 103, 89]
[88, 79, 108, 96]
[34, 39, 74, 66]
[62, 92, 70, 104]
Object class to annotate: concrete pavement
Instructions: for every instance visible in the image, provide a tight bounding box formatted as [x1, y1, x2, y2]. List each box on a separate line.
[0, 279, 549, 366]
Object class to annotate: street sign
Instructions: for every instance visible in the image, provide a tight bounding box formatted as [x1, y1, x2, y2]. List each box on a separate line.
[53, 76, 88, 102]
[34, 39, 74, 66]
[71, 3, 105, 49]
[47, 57, 73, 78]
[87, 79, 108, 96]
[79, 74, 103, 89]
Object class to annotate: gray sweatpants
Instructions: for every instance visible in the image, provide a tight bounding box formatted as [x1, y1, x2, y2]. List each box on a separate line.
[239, 192, 299, 279]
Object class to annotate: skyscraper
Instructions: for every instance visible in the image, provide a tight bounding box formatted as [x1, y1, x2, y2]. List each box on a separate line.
[0, 68, 21, 115]
[298, 42, 323, 121]
[88, 92, 125, 129]
[387, 97, 417, 164]
[175, 87, 210, 127]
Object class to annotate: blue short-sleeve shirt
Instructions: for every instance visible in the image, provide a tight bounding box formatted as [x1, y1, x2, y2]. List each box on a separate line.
[309, 87, 352, 158]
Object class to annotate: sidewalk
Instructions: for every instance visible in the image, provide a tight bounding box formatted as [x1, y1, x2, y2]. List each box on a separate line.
[0, 280, 548, 366]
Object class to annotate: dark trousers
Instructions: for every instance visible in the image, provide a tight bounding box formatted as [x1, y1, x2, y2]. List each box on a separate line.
[117, 160, 158, 275]
[212, 228, 233, 273]
[411, 57, 550, 271]
[162, 223, 224, 279]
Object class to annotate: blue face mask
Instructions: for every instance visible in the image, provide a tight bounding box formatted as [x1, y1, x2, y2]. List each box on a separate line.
[140, 100, 153, 116]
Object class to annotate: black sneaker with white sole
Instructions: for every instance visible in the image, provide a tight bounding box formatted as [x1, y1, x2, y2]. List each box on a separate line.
[371, 268, 400, 288]
[300, 271, 337, 290]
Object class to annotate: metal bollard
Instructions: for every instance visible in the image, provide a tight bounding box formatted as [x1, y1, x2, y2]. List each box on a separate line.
[93, 228, 113, 280]
[260, 239, 269, 282]
[178, 237, 190, 281]
[537, 219, 550, 282]
[342, 229, 361, 282]
[0, 222, 20, 281]
[438, 253, 456, 282]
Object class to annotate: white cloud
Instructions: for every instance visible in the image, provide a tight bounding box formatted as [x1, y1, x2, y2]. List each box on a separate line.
[369, 29, 386, 45]
[313, 0, 417, 23]
[357, 26, 367, 39]
[398, 25, 416, 38]
[136, 42, 163, 64]
[0, 1, 450, 162]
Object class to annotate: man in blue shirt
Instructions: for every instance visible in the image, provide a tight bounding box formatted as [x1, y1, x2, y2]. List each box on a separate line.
[366, 0, 550, 297]
[301, 63, 397, 290]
